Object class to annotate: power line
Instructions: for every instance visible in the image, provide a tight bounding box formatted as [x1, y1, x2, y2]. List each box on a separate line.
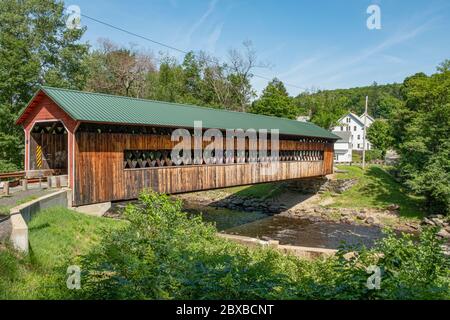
[80, 13, 309, 91]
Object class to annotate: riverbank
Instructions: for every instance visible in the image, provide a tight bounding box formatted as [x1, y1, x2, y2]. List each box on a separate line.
[174, 165, 448, 236]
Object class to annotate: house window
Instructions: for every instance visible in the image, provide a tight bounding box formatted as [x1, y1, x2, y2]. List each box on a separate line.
[357, 135, 360, 140]
[347, 117, 351, 123]
[354, 126, 357, 131]
[357, 144, 361, 149]
[340, 126, 343, 131]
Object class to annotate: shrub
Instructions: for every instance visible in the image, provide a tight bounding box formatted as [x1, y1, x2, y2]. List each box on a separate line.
[0, 160, 18, 173]
[77, 191, 450, 300]
[306, 228, 450, 299]
[365, 149, 383, 162]
[77, 191, 298, 299]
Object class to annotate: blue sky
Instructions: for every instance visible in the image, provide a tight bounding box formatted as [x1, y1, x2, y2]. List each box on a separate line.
[72, 0, 450, 95]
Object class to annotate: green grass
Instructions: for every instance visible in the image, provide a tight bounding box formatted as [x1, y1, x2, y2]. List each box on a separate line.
[352, 152, 362, 163]
[0, 207, 124, 299]
[0, 205, 9, 216]
[15, 195, 39, 206]
[0, 195, 40, 217]
[329, 165, 424, 219]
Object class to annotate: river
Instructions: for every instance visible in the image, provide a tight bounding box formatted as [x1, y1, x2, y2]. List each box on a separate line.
[181, 201, 386, 249]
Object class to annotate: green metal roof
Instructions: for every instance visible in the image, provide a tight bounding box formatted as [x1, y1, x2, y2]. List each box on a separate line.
[22, 86, 339, 140]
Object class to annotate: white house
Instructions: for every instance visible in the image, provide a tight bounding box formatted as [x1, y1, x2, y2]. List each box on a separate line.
[332, 112, 374, 151]
[332, 131, 353, 163]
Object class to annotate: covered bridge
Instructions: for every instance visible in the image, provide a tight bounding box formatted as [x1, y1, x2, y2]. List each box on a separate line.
[16, 86, 338, 206]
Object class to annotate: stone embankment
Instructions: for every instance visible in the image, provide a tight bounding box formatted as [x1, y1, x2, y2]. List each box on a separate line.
[421, 214, 450, 240]
[212, 196, 287, 214]
[287, 176, 358, 195]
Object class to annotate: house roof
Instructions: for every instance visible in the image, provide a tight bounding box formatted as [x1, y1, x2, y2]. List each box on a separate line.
[337, 112, 364, 126]
[17, 86, 339, 140]
[337, 112, 375, 127]
[360, 113, 375, 123]
[332, 131, 352, 143]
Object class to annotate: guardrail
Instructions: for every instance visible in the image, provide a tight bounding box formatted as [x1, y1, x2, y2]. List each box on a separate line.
[0, 171, 25, 181]
[0, 171, 50, 186]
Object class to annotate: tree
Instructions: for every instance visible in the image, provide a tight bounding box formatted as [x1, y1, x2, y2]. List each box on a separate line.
[295, 90, 349, 129]
[391, 65, 450, 214]
[250, 78, 297, 119]
[0, 0, 89, 169]
[198, 52, 234, 109]
[226, 41, 266, 112]
[146, 55, 185, 103]
[376, 93, 403, 119]
[294, 83, 404, 129]
[366, 120, 393, 157]
[85, 39, 155, 98]
[144, 46, 266, 111]
[180, 51, 203, 105]
[437, 59, 450, 73]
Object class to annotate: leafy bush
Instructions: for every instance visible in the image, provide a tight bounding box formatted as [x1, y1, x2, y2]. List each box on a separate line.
[77, 192, 299, 299]
[0, 159, 18, 173]
[365, 149, 383, 162]
[77, 191, 450, 300]
[306, 228, 450, 299]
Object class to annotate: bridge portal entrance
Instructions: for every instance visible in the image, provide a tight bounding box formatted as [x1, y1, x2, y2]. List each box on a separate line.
[29, 121, 68, 176]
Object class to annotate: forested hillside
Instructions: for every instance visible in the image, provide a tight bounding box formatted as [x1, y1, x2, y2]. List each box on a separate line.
[294, 82, 403, 129]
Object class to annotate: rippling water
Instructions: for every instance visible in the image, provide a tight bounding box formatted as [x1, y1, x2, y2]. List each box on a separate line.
[109, 199, 390, 250]
[225, 216, 386, 249]
[182, 202, 386, 249]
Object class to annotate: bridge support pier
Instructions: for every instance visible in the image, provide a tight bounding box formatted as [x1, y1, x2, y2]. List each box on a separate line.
[286, 176, 330, 194]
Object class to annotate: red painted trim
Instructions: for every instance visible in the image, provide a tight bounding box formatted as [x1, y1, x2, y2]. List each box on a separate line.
[20, 93, 79, 190]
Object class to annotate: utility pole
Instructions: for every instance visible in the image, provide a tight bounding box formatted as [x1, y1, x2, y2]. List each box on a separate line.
[362, 96, 368, 170]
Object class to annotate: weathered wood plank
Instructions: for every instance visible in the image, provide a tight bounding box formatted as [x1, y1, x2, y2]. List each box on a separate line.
[74, 132, 334, 206]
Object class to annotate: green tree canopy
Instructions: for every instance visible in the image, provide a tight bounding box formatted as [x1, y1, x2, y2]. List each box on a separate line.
[0, 0, 88, 168]
[391, 65, 450, 214]
[249, 78, 297, 119]
[367, 120, 393, 157]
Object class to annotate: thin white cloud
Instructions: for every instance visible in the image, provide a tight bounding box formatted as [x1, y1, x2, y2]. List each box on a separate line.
[381, 54, 405, 64]
[278, 55, 323, 79]
[206, 22, 224, 53]
[287, 18, 438, 89]
[357, 20, 433, 62]
[185, 0, 219, 45]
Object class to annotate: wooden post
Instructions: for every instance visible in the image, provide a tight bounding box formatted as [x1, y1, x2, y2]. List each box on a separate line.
[3, 181, 9, 196]
[48, 176, 54, 188]
[21, 179, 28, 191]
[362, 96, 368, 170]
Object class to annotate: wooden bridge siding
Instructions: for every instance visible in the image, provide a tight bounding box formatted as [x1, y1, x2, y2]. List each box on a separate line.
[323, 143, 334, 175]
[74, 132, 333, 206]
